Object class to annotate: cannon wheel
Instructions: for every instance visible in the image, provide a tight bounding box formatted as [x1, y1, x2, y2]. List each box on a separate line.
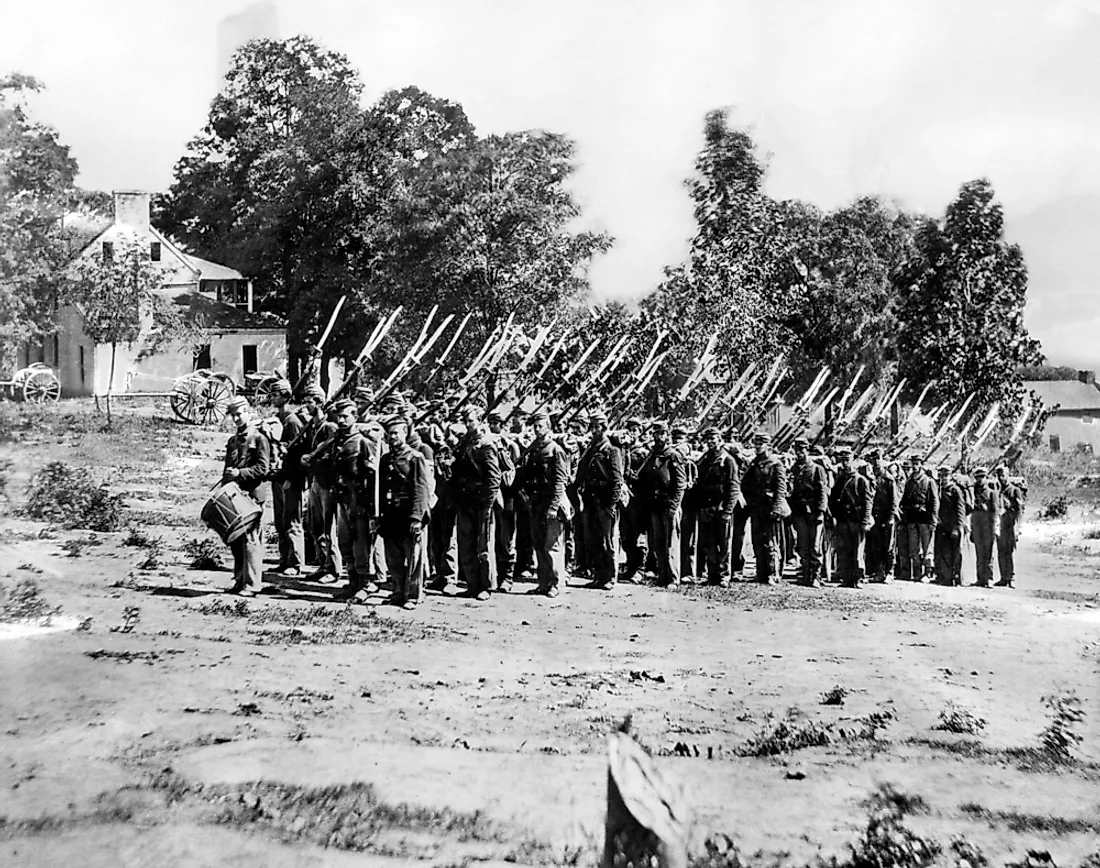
[252, 374, 282, 406]
[20, 367, 61, 403]
[199, 377, 234, 425]
[170, 373, 207, 424]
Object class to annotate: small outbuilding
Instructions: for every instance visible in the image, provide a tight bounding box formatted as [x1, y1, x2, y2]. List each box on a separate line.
[1024, 372, 1100, 452]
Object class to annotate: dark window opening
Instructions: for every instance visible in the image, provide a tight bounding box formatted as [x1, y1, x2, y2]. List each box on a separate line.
[150, 241, 161, 262]
[242, 345, 257, 375]
[79, 346, 86, 384]
[52, 334, 59, 366]
[102, 241, 113, 262]
[194, 344, 211, 370]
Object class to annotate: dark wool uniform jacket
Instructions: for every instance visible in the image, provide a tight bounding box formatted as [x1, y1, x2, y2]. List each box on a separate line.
[937, 480, 967, 533]
[379, 443, 433, 535]
[277, 406, 309, 484]
[829, 467, 873, 526]
[635, 446, 687, 512]
[900, 472, 939, 526]
[224, 424, 272, 503]
[305, 420, 339, 488]
[450, 432, 501, 511]
[331, 427, 379, 514]
[972, 480, 1002, 519]
[741, 453, 787, 516]
[872, 469, 900, 522]
[517, 437, 571, 514]
[693, 448, 740, 514]
[576, 435, 625, 508]
[1000, 481, 1024, 519]
[787, 456, 828, 517]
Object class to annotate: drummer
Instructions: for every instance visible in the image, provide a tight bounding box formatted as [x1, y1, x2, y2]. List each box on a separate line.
[222, 395, 272, 596]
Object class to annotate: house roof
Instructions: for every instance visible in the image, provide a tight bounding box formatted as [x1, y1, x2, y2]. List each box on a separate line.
[185, 254, 245, 281]
[166, 290, 285, 331]
[60, 209, 113, 257]
[1024, 380, 1100, 412]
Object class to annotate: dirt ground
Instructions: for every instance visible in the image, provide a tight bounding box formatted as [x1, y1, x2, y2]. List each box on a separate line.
[2, 401, 1099, 868]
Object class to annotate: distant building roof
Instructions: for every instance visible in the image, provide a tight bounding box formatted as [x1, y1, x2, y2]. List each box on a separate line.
[1025, 380, 1100, 412]
[185, 254, 245, 281]
[166, 290, 284, 331]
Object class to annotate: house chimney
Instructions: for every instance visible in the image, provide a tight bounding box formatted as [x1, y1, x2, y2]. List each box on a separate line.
[1078, 370, 1095, 385]
[113, 191, 151, 232]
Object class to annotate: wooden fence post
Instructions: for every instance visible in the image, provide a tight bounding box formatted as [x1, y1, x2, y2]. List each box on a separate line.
[603, 729, 689, 868]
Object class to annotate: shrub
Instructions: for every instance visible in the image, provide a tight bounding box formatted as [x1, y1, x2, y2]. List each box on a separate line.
[0, 577, 59, 622]
[23, 462, 125, 531]
[932, 703, 987, 735]
[123, 526, 162, 548]
[1039, 692, 1085, 763]
[822, 685, 850, 706]
[1039, 494, 1070, 520]
[181, 535, 224, 570]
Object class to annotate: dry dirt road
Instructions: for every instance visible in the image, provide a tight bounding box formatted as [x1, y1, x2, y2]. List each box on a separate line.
[1, 403, 1099, 867]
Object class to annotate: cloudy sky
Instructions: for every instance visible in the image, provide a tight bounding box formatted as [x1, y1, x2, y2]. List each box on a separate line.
[6, 0, 1100, 368]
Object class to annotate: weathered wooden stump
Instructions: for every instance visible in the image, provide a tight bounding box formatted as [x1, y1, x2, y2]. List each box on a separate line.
[603, 727, 689, 868]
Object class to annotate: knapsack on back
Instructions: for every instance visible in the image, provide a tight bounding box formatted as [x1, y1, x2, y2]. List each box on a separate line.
[257, 417, 286, 481]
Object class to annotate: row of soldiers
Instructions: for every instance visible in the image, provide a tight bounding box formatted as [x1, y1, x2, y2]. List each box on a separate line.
[217, 382, 1025, 607]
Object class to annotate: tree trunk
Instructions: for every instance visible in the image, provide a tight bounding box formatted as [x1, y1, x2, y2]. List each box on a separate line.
[604, 729, 688, 868]
[106, 342, 116, 426]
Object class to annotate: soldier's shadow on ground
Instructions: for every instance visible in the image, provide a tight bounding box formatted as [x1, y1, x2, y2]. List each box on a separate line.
[150, 587, 219, 598]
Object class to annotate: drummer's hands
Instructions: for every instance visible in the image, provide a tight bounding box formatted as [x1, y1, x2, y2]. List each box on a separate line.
[223, 467, 240, 482]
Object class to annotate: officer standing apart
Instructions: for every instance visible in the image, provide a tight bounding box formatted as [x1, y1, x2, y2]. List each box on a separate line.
[787, 436, 828, 588]
[222, 396, 271, 597]
[934, 466, 967, 586]
[828, 446, 873, 588]
[740, 432, 788, 585]
[576, 409, 626, 591]
[516, 409, 572, 597]
[693, 426, 739, 587]
[378, 416, 433, 609]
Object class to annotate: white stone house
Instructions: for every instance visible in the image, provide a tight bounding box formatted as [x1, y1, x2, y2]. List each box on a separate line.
[17, 191, 287, 397]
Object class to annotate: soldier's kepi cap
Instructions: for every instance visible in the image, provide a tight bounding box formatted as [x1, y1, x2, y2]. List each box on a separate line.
[865, 447, 881, 459]
[753, 431, 770, 444]
[793, 436, 809, 448]
[651, 420, 670, 434]
[226, 396, 249, 415]
[672, 423, 690, 436]
[303, 384, 326, 402]
[625, 417, 645, 429]
[588, 409, 608, 425]
[833, 445, 853, 458]
[332, 398, 357, 415]
[937, 465, 951, 475]
[973, 466, 989, 476]
[382, 414, 408, 430]
[270, 378, 292, 396]
[530, 409, 551, 424]
[487, 408, 505, 423]
[702, 426, 722, 439]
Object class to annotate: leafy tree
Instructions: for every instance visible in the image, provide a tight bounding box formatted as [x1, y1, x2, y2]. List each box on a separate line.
[64, 234, 164, 423]
[642, 109, 805, 388]
[894, 179, 1042, 412]
[156, 36, 369, 379]
[0, 73, 78, 369]
[782, 196, 919, 390]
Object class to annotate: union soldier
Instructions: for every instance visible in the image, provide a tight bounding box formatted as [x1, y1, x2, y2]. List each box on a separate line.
[450, 404, 502, 601]
[866, 448, 900, 583]
[516, 409, 572, 597]
[488, 408, 521, 592]
[378, 416, 434, 609]
[729, 438, 752, 582]
[740, 432, 788, 585]
[694, 426, 739, 587]
[970, 466, 1001, 588]
[898, 456, 938, 582]
[995, 465, 1024, 587]
[310, 399, 380, 602]
[269, 378, 306, 576]
[787, 436, 828, 587]
[673, 424, 700, 580]
[576, 408, 625, 590]
[634, 420, 687, 587]
[828, 446, 873, 588]
[934, 466, 967, 586]
[618, 417, 651, 583]
[221, 396, 271, 596]
[296, 386, 342, 582]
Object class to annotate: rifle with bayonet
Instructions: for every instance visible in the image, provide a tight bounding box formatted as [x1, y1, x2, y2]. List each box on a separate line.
[772, 367, 831, 450]
[413, 311, 473, 400]
[325, 306, 403, 407]
[292, 295, 346, 396]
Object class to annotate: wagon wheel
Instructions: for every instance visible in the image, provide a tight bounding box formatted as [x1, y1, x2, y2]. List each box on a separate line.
[22, 369, 61, 403]
[170, 374, 206, 424]
[252, 374, 281, 406]
[199, 377, 234, 425]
